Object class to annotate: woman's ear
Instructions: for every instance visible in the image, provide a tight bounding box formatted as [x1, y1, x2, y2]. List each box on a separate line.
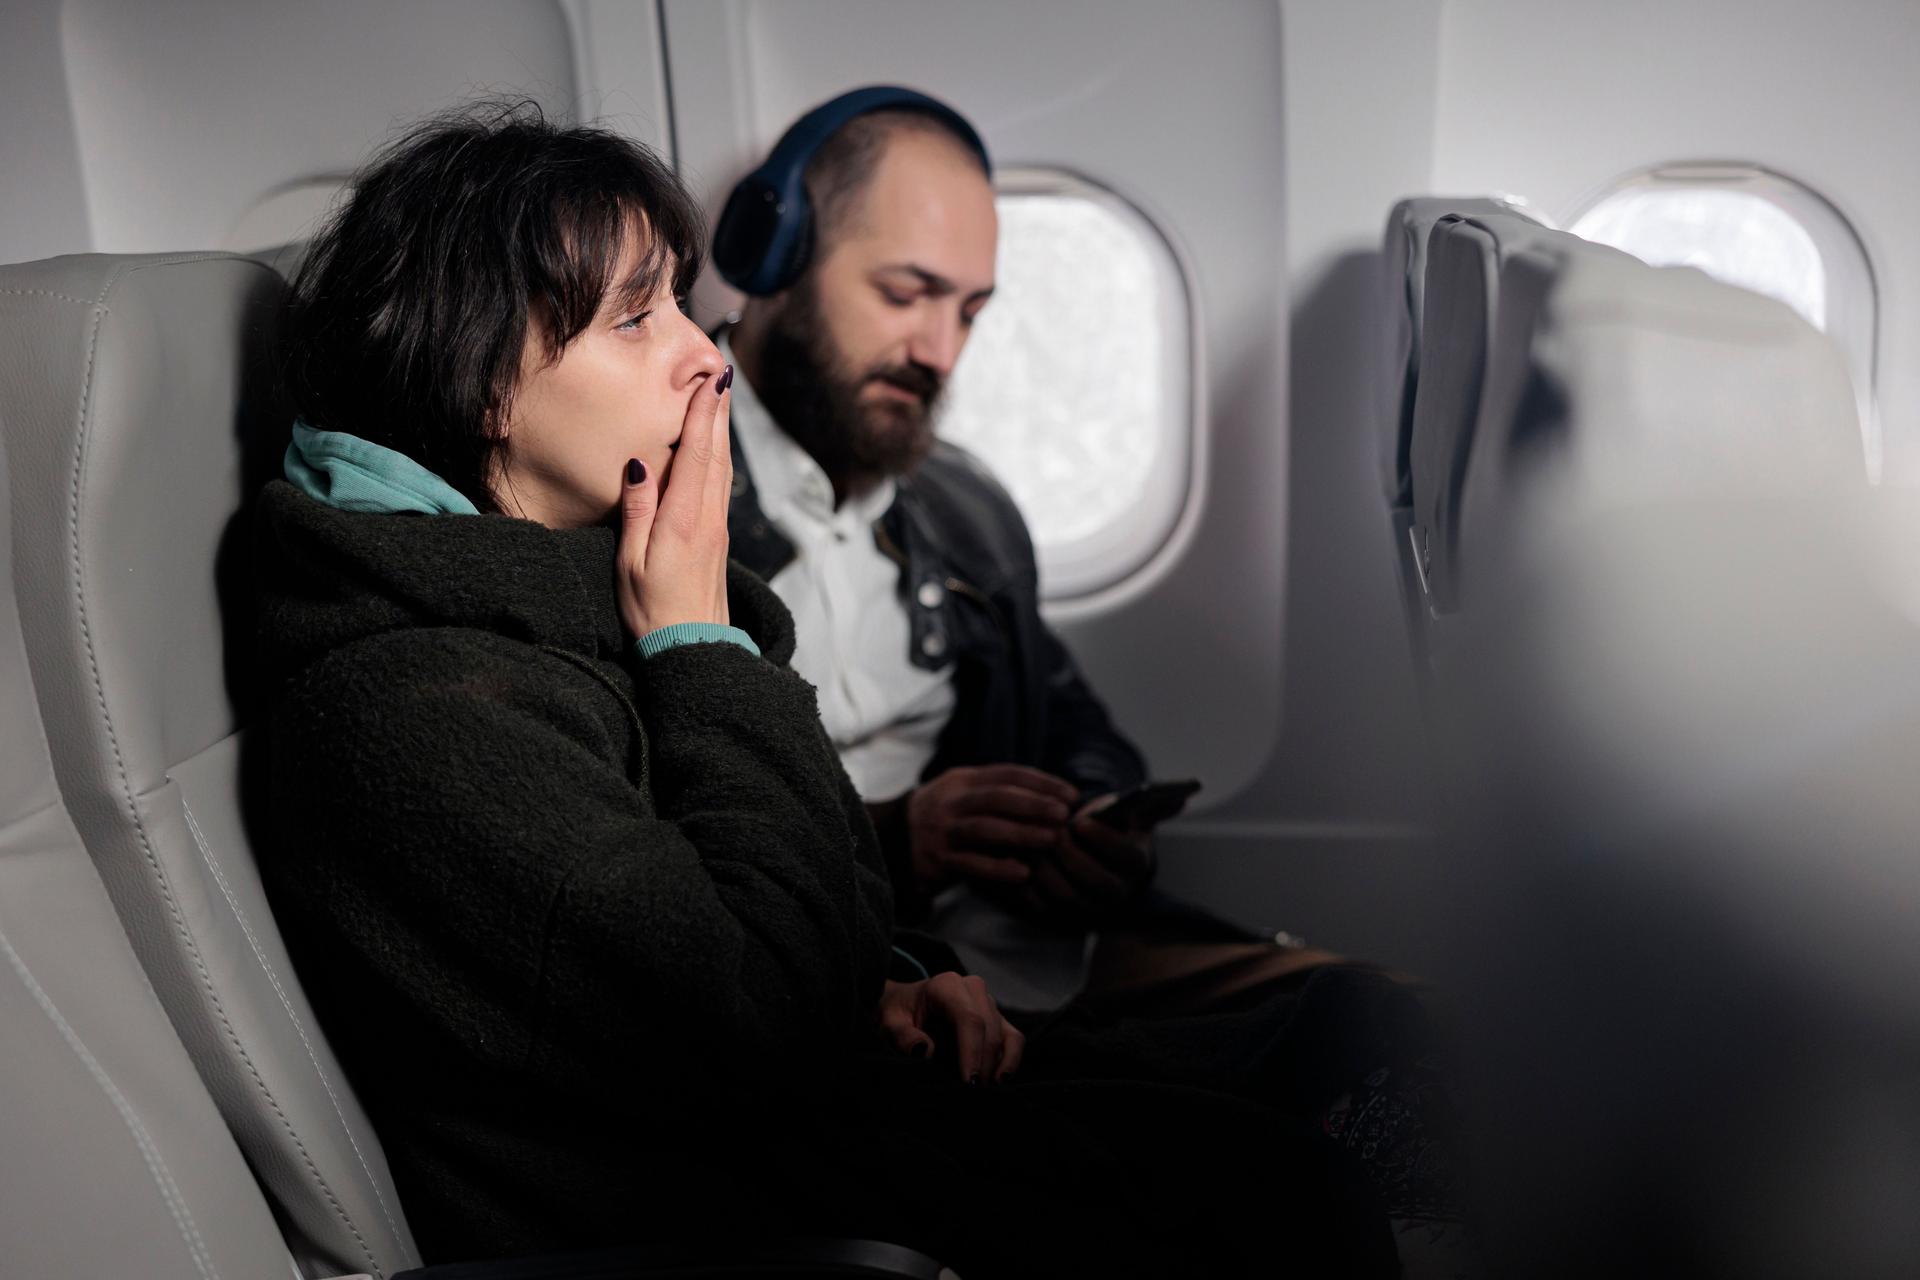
[484, 364, 524, 441]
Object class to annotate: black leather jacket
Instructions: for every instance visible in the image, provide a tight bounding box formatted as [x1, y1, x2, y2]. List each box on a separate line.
[728, 433, 1149, 914]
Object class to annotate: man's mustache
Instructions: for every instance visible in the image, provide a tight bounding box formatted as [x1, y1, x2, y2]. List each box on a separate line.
[867, 363, 943, 403]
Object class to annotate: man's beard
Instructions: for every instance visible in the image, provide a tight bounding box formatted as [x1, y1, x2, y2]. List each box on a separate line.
[752, 278, 944, 485]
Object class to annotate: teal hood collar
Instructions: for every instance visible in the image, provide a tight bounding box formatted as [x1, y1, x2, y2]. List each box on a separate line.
[284, 420, 480, 517]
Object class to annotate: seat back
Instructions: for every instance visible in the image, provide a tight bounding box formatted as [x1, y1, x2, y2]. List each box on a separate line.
[0, 428, 296, 1279]
[1458, 231, 1864, 600]
[1428, 246, 1897, 1272]
[0, 253, 420, 1279]
[1438, 485, 1920, 1276]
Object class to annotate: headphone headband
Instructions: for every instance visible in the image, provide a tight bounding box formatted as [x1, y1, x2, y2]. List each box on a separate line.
[713, 85, 990, 296]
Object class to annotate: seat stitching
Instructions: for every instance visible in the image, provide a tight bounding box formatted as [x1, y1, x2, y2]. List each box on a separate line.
[0, 921, 220, 1280]
[1, 252, 271, 315]
[0, 287, 99, 307]
[97, 252, 247, 303]
[183, 799, 414, 1263]
[64, 302, 384, 1279]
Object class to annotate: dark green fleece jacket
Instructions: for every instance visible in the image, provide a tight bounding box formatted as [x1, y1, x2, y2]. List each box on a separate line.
[252, 479, 899, 1259]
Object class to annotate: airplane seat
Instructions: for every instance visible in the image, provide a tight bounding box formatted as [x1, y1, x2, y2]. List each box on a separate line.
[1432, 494, 1920, 1277]
[0, 431, 306, 1279]
[1405, 210, 1582, 622]
[0, 251, 422, 1280]
[1455, 231, 1865, 610]
[1400, 202, 1903, 1275]
[250, 239, 316, 286]
[0, 251, 952, 1280]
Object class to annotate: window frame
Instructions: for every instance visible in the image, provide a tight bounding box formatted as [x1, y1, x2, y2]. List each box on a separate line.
[1568, 163, 1882, 478]
[939, 166, 1200, 603]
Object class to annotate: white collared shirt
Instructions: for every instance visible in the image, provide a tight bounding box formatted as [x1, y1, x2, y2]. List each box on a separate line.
[723, 337, 956, 803]
[726, 339, 1094, 1011]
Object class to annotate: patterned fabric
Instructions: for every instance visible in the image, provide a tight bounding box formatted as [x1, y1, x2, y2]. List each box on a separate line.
[1325, 1058, 1483, 1279]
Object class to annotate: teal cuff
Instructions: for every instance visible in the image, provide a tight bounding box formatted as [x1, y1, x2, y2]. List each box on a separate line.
[634, 622, 761, 661]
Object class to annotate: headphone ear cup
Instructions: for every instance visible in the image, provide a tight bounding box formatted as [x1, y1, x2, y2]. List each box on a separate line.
[770, 203, 816, 295]
[714, 177, 783, 294]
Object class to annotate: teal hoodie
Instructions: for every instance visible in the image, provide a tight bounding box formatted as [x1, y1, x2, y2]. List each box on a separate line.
[284, 421, 757, 658]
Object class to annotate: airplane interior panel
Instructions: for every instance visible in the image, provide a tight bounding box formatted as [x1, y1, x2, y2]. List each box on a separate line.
[2, 1, 1916, 1276]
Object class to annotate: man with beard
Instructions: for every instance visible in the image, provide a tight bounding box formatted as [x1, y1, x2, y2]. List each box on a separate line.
[708, 93, 1477, 1277]
[717, 88, 1336, 1014]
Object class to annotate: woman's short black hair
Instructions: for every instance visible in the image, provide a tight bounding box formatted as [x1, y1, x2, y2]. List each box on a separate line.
[283, 99, 704, 512]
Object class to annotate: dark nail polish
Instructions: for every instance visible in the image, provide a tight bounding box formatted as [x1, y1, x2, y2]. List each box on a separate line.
[968, 1072, 981, 1086]
[626, 458, 644, 485]
[716, 364, 734, 394]
[912, 1042, 930, 1060]
[998, 1072, 1017, 1085]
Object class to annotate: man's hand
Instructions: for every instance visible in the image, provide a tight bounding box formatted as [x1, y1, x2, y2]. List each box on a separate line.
[904, 765, 1079, 892]
[876, 974, 1024, 1084]
[1018, 794, 1155, 920]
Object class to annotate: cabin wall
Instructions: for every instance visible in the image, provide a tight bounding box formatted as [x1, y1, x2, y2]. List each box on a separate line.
[0, 0, 619, 257]
[0, 0, 90, 264]
[1149, 0, 1444, 966]
[1432, 0, 1920, 482]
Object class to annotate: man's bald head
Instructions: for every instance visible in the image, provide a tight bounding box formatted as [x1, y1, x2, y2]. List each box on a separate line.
[805, 109, 990, 255]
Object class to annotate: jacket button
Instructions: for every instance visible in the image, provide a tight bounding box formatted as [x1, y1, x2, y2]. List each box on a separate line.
[920, 632, 948, 659]
[916, 580, 945, 608]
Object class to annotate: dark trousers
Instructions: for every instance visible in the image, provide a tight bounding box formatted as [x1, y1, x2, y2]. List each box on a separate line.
[410, 968, 1445, 1279]
[764, 965, 1438, 1279]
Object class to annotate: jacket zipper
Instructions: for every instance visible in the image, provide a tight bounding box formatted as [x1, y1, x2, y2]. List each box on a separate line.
[941, 574, 1008, 638]
[873, 520, 1010, 640]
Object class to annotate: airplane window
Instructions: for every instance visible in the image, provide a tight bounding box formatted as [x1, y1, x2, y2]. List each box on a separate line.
[1575, 184, 1826, 326]
[1571, 165, 1880, 476]
[940, 169, 1193, 600]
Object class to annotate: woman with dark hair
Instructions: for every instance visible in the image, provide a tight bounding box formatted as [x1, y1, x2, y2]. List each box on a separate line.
[256, 101, 1426, 1277]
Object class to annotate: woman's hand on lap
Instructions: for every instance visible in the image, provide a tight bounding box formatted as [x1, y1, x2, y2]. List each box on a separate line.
[877, 973, 1024, 1085]
[617, 365, 735, 638]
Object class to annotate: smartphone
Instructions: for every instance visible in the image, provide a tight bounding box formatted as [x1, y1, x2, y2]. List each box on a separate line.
[1090, 778, 1202, 832]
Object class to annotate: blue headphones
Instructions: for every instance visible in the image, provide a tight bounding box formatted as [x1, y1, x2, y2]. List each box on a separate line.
[712, 85, 991, 297]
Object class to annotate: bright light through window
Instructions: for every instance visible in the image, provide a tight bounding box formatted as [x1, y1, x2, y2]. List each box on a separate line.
[1569, 166, 1880, 479]
[939, 173, 1192, 600]
[1573, 187, 1828, 329]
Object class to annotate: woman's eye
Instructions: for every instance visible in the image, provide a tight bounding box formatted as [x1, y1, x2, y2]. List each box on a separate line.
[879, 287, 914, 308]
[615, 310, 652, 332]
